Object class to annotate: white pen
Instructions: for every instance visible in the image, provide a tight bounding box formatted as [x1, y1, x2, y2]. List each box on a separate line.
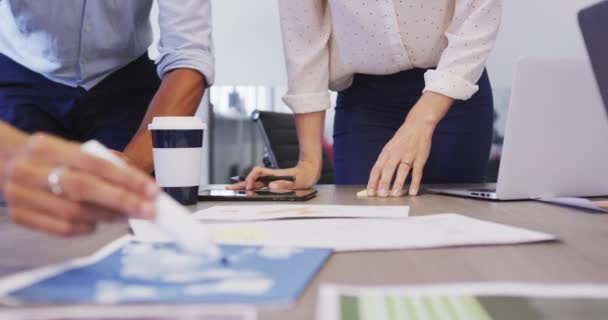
[80, 140, 226, 263]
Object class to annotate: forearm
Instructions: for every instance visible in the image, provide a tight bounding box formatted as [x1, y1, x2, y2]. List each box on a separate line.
[123, 69, 206, 172]
[294, 111, 326, 168]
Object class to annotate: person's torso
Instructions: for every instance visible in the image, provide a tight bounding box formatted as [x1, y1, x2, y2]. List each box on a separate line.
[326, 0, 455, 90]
[0, 0, 154, 89]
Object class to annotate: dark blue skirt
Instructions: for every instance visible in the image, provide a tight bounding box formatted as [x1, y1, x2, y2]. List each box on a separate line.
[333, 69, 494, 184]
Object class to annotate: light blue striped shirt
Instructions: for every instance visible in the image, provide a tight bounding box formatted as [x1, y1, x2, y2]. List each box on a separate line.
[0, 0, 214, 90]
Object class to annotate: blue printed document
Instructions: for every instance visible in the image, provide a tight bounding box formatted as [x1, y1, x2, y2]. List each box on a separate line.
[0, 236, 331, 306]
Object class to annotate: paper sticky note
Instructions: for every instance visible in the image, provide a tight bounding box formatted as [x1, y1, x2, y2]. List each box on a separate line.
[211, 227, 269, 242]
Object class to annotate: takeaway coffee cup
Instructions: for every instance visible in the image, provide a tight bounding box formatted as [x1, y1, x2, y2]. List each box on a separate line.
[148, 117, 205, 205]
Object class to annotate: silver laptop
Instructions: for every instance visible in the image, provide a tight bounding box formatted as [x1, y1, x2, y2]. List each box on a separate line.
[428, 58, 608, 200]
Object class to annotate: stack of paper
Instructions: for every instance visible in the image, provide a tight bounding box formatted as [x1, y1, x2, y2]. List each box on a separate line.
[0, 305, 255, 320]
[131, 213, 556, 252]
[192, 205, 410, 221]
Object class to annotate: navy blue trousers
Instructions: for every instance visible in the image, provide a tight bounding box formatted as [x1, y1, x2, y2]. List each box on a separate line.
[0, 54, 160, 151]
[333, 69, 494, 184]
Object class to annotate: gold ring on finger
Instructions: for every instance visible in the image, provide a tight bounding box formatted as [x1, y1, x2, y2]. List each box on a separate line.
[400, 161, 412, 169]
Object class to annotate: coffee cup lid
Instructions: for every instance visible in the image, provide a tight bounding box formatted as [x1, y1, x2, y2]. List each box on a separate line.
[148, 117, 207, 130]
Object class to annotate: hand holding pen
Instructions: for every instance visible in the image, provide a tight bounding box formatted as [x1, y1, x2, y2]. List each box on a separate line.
[226, 163, 320, 191]
[227, 174, 297, 191]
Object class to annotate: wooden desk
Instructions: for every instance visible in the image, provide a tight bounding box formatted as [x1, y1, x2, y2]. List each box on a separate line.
[1, 185, 607, 320]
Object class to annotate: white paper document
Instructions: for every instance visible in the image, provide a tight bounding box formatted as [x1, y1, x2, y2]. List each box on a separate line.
[0, 305, 256, 320]
[192, 205, 409, 221]
[131, 214, 556, 252]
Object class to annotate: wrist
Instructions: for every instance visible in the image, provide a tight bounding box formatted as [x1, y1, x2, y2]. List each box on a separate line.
[408, 92, 454, 126]
[298, 149, 323, 173]
[296, 158, 322, 183]
[298, 144, 324, 169]
[123, 148, 154, 173]
[298, 157, 322, 170]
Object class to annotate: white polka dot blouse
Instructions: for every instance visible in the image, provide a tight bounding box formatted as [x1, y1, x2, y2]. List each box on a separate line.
[279, 0, 502, 113]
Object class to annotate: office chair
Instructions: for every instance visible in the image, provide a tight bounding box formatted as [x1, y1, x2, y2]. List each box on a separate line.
[251, 110, 335, 184]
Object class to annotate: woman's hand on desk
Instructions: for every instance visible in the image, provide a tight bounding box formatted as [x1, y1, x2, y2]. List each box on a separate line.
[227, 111, 325, 191]
[367, 92, 453, 197]
[2, 134, 159, 236]
[226, 160, 321, 191]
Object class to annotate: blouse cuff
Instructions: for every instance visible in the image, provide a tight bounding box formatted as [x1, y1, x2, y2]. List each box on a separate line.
[423, 69, 479, 101]
[282, 91, 332, 114]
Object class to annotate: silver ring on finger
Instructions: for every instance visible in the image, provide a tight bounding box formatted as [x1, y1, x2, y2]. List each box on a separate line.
[48, 166, 67, 196]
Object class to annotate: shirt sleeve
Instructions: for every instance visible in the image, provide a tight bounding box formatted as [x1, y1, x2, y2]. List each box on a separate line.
[278, 0, 332, 114]
[424, 0, 502, 100]
[155, 0, 215, 87]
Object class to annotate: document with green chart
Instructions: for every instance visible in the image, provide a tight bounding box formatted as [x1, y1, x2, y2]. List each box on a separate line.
[319, 284, 608, 320]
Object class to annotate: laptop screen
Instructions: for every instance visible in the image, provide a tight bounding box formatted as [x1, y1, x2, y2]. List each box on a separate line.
[579, 1, 608, 114]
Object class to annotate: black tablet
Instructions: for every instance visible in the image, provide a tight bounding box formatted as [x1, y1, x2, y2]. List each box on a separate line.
[197, 189, 317, 201]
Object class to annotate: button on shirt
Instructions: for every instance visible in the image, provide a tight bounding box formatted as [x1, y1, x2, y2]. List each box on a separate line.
[0, 0, 214, 90]
[279, 0, 502, 113]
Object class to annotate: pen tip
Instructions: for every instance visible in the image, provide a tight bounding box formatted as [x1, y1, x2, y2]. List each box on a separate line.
[220, 257, 229, 266]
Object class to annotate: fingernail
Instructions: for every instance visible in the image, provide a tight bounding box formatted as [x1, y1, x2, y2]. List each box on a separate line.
[367, 189, 376, 197]
[138, 202, 155, 219]
[392, 189, 402, 197]
[409, 188, 418, 196]
[378, 189, 388, 197]
[145, 183, 159, 198]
